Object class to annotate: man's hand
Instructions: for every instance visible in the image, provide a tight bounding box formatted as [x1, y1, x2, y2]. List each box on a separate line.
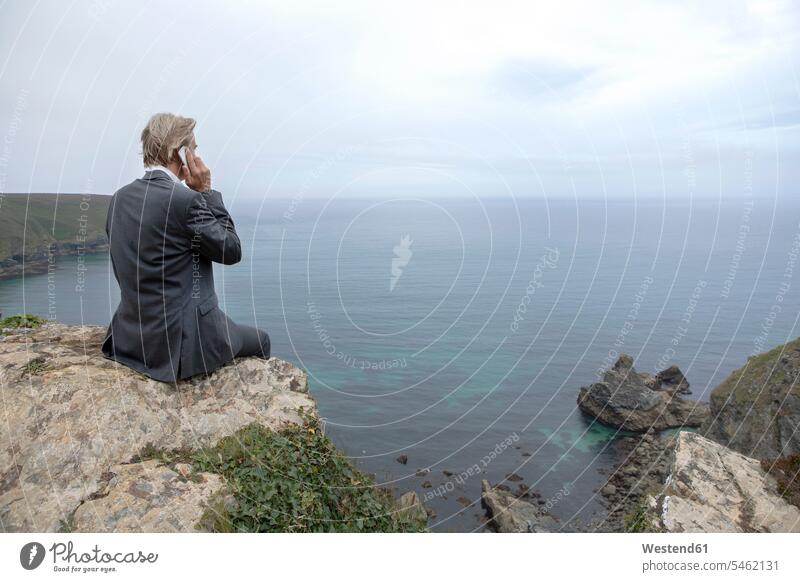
[182, 147, 212, 192]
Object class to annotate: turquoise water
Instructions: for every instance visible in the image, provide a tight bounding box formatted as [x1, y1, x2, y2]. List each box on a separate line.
[2, 196, 799, 531]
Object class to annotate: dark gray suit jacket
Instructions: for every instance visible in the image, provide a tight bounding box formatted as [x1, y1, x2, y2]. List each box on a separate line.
[102, 170, 244, 382]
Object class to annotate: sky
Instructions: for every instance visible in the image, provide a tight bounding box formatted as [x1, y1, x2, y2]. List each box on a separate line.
[0, 0, 798, 200]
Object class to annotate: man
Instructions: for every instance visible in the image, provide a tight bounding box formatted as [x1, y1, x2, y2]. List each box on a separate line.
[102, 112, 270, 382]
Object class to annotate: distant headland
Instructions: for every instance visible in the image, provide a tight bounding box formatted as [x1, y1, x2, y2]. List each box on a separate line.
[0, 193, 110, 280]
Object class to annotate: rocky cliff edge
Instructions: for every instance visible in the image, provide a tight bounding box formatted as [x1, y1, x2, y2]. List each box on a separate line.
[651, 431, 800, 533]
[0, 323, 315, 532]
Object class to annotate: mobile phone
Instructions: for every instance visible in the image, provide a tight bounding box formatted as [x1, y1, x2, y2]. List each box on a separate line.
[178, 146, 188, 166]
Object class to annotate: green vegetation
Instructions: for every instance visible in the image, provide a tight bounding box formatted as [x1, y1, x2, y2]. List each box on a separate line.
[761, 454, 800, 510]
[624, 499, 661, 533]
[21, 356, 48, 376]
[711, 338, 800, 404]
[0, 193, 109, 261]
[131, 442, 194, 466]
[57, 513, 76, 533]
[130, 443, 205, 484]
[0, 314, 45, 331]
[191, 417, 427, 533]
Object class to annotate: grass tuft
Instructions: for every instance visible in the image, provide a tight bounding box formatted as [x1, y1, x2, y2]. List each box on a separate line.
[21, 356, 48, 376]
[624, 498, 661, 533]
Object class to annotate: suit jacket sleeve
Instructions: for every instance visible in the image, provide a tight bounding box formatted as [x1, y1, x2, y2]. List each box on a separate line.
[184, 189, 242, 265]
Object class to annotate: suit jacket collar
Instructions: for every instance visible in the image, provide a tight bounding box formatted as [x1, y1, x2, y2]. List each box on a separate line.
[143, 166, 181, 183]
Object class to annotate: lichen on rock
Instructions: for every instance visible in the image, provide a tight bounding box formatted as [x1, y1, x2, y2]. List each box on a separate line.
[70, 460, 228, 533]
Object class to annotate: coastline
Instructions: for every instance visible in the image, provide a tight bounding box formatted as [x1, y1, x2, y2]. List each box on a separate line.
[0, 240, 108, 282]
[2, 316, 798, 532]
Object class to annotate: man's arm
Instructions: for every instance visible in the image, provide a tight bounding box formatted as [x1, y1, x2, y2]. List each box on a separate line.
[180, 146, 241, 265]
[184, 190, 242, 265]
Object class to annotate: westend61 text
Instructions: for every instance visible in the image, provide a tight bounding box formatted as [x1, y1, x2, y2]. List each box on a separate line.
[642, 543, 708, 554]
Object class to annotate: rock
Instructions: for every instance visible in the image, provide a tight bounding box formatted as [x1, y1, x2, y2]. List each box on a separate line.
[577, 354, 708, 432]
[396, 454, 408, 465]
[480, 480, 558, 533]
[616, 353, 634, 369]
[505, 473, 524, 482]
[397, 491, 428, 523]
[655, 432, 800, 532]
[415, 468, 431, 477]
[515, 483, 531, 497]
[443, 470, 454, 477]
[456, 496, 473, 508]
[421, 480, 432, 489]
[702, 338, 800, 458]
[656, 365, 691, 394]
[594, 433, 678, 533]
[0, 323, 315, 532]
[174, 463, 193, 478]
[600, 484, 617, 497]
[71, 460, 226, 532]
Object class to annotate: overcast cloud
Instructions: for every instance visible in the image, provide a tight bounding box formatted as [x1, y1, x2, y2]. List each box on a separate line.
[0, 0, 798, 199]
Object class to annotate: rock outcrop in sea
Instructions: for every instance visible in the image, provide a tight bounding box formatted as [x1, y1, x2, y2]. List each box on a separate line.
[655, 365, 691, 394]
[480, 479, 558, 533]
[585, 340, 800, 533]
[0, 323, 315, 532]
[650, 431, 800, 532]
[702, 338, 800, 459]
[577, 355, 709, 432]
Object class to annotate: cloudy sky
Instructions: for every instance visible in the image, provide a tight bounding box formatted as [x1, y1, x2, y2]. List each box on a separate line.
[0, 0, 798, 199]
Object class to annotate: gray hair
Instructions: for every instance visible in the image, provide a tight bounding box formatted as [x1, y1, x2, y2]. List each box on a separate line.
[140, 113, 196, 167]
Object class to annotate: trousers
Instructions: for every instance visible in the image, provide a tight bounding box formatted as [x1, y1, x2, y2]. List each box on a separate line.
[235, 324, 271, 359]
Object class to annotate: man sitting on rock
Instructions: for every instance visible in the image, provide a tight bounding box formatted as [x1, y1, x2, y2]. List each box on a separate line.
[102, 113, 270, 382]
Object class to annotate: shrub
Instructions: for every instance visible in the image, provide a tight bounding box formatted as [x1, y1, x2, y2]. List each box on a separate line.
[192, 417, 427, 533]
[0, 314, 45, 330]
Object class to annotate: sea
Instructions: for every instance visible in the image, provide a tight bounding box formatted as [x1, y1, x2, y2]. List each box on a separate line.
[2, 195, 799, 531]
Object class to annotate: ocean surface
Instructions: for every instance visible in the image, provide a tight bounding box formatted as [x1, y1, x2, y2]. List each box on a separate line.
[2, 195, 800, 531]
